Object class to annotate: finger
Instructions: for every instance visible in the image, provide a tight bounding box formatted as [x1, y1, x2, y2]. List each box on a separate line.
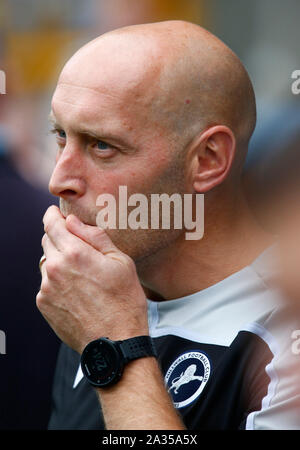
[40, 234, 61, 282]
[66, 214, 120, 256]
[43, 205, 79, 252]
[41, 233, 60, 260]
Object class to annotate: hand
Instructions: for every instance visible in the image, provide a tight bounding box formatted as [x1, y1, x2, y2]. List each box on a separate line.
[36, 205, 149, 353]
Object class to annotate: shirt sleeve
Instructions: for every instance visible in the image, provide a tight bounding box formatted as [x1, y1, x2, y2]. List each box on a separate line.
[244, 306, 300, 430]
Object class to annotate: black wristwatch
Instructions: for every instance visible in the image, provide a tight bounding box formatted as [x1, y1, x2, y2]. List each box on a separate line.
[80, 336, 157, 388]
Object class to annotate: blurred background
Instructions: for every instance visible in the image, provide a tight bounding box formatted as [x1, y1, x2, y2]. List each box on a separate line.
[1, 0, 299, 187]
[0, 0, 299, 429]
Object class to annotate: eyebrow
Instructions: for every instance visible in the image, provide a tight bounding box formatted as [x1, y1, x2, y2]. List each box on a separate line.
[48, 113, 136, 153]
[48, 113, 56, 125]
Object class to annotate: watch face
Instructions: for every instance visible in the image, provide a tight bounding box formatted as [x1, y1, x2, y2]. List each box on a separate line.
[81, 338, 122, 387]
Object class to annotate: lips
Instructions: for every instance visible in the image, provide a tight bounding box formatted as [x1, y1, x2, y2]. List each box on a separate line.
[59, 200, 96, 226]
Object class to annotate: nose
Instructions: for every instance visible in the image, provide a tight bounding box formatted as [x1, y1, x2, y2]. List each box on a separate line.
[49, 144, 86, 199]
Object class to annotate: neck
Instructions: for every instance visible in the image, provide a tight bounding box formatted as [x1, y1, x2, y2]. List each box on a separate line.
[136, 184, 274, 301]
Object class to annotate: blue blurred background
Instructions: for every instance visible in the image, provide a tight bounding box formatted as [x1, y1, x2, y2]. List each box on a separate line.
[1, 0, 299, 187]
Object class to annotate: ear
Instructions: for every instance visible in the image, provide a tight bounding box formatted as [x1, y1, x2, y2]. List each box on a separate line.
[188, 125, 236, 193]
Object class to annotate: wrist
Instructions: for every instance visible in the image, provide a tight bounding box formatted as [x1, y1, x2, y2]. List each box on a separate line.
[80, 335, 157, 388]
[78, 321, 149, 355]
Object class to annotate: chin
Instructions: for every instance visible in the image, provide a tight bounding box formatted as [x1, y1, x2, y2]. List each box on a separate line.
[105, 229, 135, 255]
[106, 227, 174, 263]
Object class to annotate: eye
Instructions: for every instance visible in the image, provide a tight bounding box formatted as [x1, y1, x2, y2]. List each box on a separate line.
[50, 127, 66, 140]
[93, 139, 116, 158]
[97, 140, 109, 150]
[57, 130, 66, 139]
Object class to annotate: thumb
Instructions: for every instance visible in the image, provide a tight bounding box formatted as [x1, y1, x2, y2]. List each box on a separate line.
[66, 214, 119, 256]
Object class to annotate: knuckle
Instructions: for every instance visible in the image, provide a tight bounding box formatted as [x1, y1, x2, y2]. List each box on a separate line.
[40, 277, 51, 294]
[36, 291, 46, 310]
[35, 291, 41, 306]
[44, 219, 55, 235]
[65, 245, 81, 262]
[43, 206, 54, 227]
[43, 222, 49, 234]
[45, 259, 60, 279]
[124, 254, 136, 272]
[42, 211, 47, 225]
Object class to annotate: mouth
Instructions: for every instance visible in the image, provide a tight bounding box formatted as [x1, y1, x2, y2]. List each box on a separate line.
[59, 200, 96, 226]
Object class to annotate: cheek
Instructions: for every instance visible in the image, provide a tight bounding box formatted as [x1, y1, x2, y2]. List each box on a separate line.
[88, 150, 172, 199]
[89, 172, 122, 198]
[88, 168, 146, 201]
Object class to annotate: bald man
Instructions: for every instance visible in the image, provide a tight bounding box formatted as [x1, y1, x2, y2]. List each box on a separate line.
[37, 21, 300, 430]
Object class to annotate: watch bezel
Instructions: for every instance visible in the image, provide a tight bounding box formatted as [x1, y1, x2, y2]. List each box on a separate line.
[81, 338, 123, 387]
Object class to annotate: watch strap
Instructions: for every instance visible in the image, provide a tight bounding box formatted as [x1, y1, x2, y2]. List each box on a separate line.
[118, 335, 157, 363]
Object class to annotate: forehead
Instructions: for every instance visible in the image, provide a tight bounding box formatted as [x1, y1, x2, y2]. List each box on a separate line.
[51, 82, 126, 131]
[51, 36, 164, 135]
[57, 33, 163, 104]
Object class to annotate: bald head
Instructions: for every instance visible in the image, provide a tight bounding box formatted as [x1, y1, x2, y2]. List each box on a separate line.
[49, 21, 258, 262]
[59, 21, 256, 164]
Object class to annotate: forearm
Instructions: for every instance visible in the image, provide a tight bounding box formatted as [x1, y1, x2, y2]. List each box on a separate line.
[96, 356, 186, 430]
[38, 209, 184, 429]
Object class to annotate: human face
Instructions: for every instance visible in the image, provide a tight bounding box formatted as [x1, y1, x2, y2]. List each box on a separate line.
[49, 74, 187, 262]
